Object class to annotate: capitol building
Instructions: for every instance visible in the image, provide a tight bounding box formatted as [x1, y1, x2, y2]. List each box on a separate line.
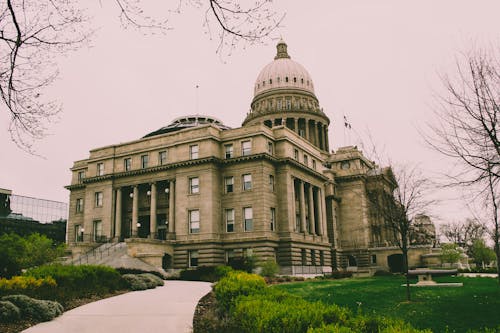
[66, 41, 433, 274]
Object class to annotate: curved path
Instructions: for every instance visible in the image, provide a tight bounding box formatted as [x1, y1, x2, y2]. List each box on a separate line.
[22, 281, 212, 333]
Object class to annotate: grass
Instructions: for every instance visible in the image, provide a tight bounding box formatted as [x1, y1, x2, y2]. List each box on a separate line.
[273, 275, 500, 333]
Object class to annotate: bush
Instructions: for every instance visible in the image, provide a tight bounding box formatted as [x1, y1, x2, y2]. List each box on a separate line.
[373, 270, 394, 277]
[0, 300, 20, 323]
[215, 265, 233, 279]
[228, 255, 257, 273]
[259, 260, 279, 278]
[115, 267, 165, 280]
[122, 274, 148, 291]
[328, 271, 353, 279]
[2, 294, 63, 322]
[214, 271, 267, 311]
[25, 264, 126, 303]
[0, 275, 57, 299]
[140, 273, 164, 287]
[179, 266, 221, 282]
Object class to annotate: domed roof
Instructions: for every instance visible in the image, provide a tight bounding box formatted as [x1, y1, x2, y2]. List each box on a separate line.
[254, 40, 315, 97]
[143, 115, 231, 138]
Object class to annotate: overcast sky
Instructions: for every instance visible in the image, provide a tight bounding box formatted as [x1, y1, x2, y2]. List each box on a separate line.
[1, 1, 499, 224]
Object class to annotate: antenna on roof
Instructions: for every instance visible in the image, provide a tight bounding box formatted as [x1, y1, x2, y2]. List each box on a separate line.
[195, 84, 199, 114]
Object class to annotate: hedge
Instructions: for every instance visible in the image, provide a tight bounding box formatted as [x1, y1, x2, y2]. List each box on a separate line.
[213, 271, 266, 311]
[1, 294, 63, 322]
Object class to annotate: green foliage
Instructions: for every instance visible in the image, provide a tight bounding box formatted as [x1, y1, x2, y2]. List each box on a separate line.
[25, 264, 126, 304]
[215, 265, 233, 279]
[440, 243, 463, 264]
[0, 300, 20, 323]
[115, 267, 164, 279]
[259, 260, 279, 277]
[0, 233, 65, 278]
[0, 275, 57, 299]
[140, 273, 164, 287]
[214, 271, 267, 310]
[180, 265, 233, 282]
[1, 294, 63, 322]
[122, 274, 148, 290]
[471, 240, 496, 267]
[228, 255, 257, 273]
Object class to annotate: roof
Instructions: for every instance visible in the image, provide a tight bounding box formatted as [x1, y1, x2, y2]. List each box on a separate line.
[143, 115, 231, 138]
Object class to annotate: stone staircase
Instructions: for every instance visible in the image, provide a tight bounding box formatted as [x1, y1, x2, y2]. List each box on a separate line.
[68, 242, 127, 266]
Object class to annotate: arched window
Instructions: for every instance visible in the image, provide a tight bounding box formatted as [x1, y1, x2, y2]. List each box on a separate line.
[285, 77, 289, 83]
[269, 79, 272, 84]
[301, 78, 304, 84]
[293, 77, 297, 83]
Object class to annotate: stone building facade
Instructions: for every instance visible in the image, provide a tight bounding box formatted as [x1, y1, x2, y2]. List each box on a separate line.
[65, 41, 431, 273]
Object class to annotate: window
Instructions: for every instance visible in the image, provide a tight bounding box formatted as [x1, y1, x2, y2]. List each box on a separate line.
[303, 154, 308, 166]
[267, 142, 274, 155]
[95, 192, 103, 207]
[320, 251, 325, 266]
[226, 209, 235, 232]
[93, 220, 103, 242]
[242, 174, 252, 191]
[269, 175, 275, 191]
[159, 151, 167, 165]
[190, 144, 199, 159]
[241, 141, 251, 156]
[277, 99, 282, 110]
[311, 249, 316, 266]
[97, 163, 104, 176]
[301, 249, 307, 265]
[225, 249, 235, 264]
[189, 250, 199, 267]
[75, 225, 83, 242]
[124, 158, 132, 171]
[76, 198, 83, 213]
[78, 171, 85, 183]
[371, 255, 377, 264]
[243, 207, 253, 231]
[225, 144, 233, 159]
[286, 99, 291, 110]
[225, 176, 234, 193]
[189, 177, 200, 194]
[189, 210, 200, 233]
[141, 155, 149, 169]
[294, 149, 299, 160]
[312, 160, 317, 170]
[270, 208, 276, 231]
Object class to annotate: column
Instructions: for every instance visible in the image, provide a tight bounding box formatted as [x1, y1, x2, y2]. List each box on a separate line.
[289, 177, 296, 232]
[168, 180, 175, 234]
[294, 118, 299, 134]
[320, 188, 328, 238]
[325, 127, 330, 152]
[115, 188, 122, 240]
[299, 180, 306, 233]
[305, 119, 310, 141]
[308, 184, 316, 235]
[318, 123, 324, 150]
[313, 120, 319, 147]
[150, 182, 157, 239]
[131, 185, 139, 237]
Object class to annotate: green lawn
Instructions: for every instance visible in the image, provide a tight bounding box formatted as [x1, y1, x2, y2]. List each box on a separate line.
[273, 276, 500, 333]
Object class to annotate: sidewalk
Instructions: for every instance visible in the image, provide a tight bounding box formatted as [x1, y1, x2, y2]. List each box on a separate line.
[22, 280, 212, 333]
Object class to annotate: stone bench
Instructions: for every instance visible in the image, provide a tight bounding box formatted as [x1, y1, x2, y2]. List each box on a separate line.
[407, 269, 459, 286]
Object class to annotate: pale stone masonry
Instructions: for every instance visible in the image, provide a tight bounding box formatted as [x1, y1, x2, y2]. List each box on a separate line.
[66, 41, 433, 273]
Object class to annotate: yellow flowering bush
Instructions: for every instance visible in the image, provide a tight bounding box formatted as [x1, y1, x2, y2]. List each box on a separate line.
[0, 276, 56, 298]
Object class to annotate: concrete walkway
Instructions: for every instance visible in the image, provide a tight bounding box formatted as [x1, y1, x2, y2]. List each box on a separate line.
[22, 281, 212, 333]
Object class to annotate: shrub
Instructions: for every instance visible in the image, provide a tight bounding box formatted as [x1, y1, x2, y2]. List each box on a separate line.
[215, 265, 233, 279]
[259, 260, 279, 277]
[373, 270, 393, 277]
[2, 294, 63, 322]
[228, 255, 257, 273]
[214, 271, 267, 311]
[122, 274, 148, 291]
[140, 273, 164, 287]
[179, 266, 221, 282]
[0, 275, 57, 299]
[115, 267, 165, 279]
[328, 271, 353, 279]
[25, 264, 126, 303]
[0, 300, 20, 323]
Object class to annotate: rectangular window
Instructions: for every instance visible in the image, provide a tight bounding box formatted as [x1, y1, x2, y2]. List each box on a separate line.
[311, 249, 316, 266]
[190, 144, 199, 159]
[225, 144, 233, 159]
[97, 163, 104, 176]
[320, 251, 325, 266]
[76, 198, 83, 213]
[189, 210, 200, 233]
[124, 158, 132, 171]
[189, 177, 200, 194]
[242, 174, 252, 191]
[159, 151, 167, 165]
[301, 248, 307, 265]
[286, 99, 291, 110]
[269, 175, 275, 191]
[226, 209, 235, 232]
[75, 224, 83, 242]
[270, 208, 276, 231]
[78, 171, 85, 183]
[267, 142, 274, 155]
[243, 207, 253, 231]
[189, 250, 199, 267]
[312, 160, 317, 170]
[241, 140, 251, 156]
[371, 254, 377, 264]
[95, 192, 103, 207]
[93, 220, 103, 242]
[303, 154, 308, 166]
[141, 155, 149, 169]
[225, 249, 235, 265]
[294, 149, 299, 160]
[225, 176, 234, 193]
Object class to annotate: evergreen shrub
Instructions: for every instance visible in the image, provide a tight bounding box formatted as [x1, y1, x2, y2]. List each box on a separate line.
[1, 294, 63, 322]
[0, 300, 20, 323]
[122, 274, 148, 291]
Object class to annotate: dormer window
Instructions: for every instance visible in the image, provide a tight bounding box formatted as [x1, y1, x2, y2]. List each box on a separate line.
[301, 78, 304, 84]
[285, 77, 289, 82]
[293, 77, 297, 83]
[269, 79, 272, 84]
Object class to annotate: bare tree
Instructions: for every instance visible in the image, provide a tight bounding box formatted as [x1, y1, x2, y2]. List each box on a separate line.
[1, 0, 283, 152]
[440, 218, 488, 255]
[368, 164, 434, 301]
[426, 47, 500, 283]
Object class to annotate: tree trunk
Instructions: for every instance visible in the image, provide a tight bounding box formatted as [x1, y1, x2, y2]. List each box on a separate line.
[403, 248, 411, 301]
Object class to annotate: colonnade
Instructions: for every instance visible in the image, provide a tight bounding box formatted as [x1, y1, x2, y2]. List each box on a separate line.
[113, 180, 175, 239]
[292, 177, 328, 237]
[264, 117, 329, 151]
